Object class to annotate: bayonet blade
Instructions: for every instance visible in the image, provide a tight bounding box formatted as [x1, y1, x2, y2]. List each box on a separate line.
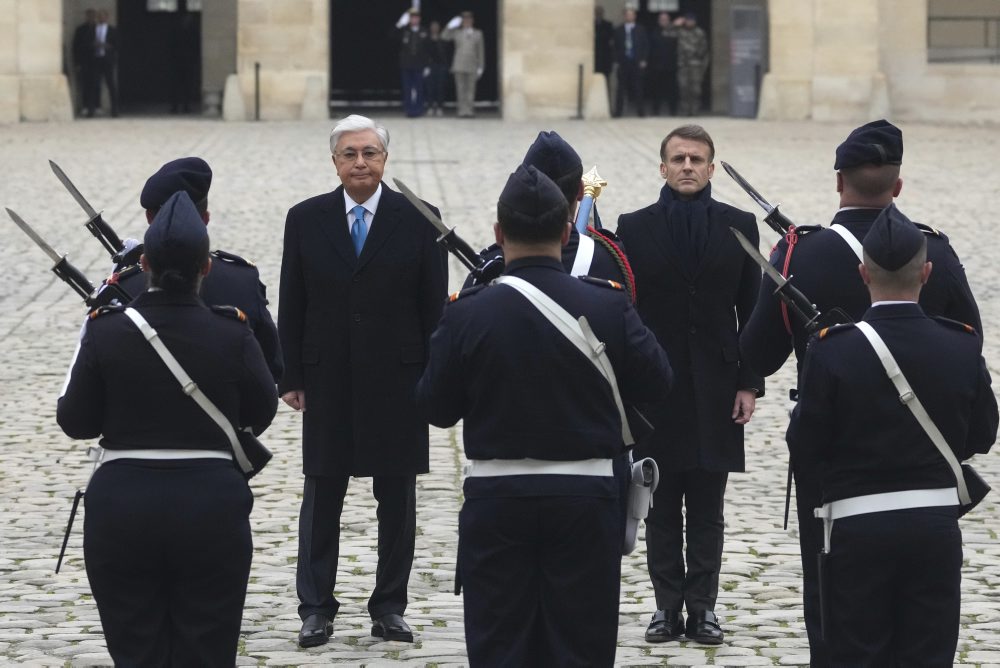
[721, 161, 776, 216]
[730, 227, 788, 288]
[392, 177, 451, 237]
[6, 208, 63, 265]
[49, 160, 100, 220]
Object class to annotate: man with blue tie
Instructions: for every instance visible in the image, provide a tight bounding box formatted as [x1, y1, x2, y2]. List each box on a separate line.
[278, 114, 449, 648]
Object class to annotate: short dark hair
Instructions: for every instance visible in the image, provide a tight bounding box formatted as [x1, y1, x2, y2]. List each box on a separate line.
[863, 235, 927, 292]
[497, 199, 568, 244]
[840, 164, 900, 199]
[660, 124, 715, 162]
[146, 252, 208, 294]
[551, 165, 584, 208]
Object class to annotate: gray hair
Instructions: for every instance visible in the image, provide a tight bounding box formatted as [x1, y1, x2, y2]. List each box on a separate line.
[329, 114, 390, 154]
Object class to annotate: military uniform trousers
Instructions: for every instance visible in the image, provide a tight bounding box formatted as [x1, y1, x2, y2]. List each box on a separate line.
[83, 459, 253, 668]
[459, 489, 621, 667]
[645, 469, 728, 613]
[826, 506, 962, 666]
[792, 463, 830, 666]
[677, 61, 706, 115]
[296, 474, 416, 621]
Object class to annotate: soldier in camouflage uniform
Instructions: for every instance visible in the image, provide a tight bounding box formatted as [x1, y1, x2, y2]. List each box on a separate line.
[676, 14, 709, 116]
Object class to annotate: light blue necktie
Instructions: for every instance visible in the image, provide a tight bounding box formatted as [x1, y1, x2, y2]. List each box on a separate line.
[350, 204, 367, 256]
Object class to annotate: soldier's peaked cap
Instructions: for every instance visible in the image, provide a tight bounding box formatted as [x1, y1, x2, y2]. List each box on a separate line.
[522, 131, 581, 181]
[499, 164, 566, 217]
[144, 191, 210, 269]
[834, 119, 903, 171]
[140, 157, 212, 210]
[862, 203, 924, 271]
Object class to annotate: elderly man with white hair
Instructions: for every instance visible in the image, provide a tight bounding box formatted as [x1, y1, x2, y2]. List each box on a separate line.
[278, 114, 449, 648]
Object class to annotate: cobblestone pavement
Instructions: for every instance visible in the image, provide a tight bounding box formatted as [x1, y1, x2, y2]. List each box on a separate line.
[0, 116, 998, 667]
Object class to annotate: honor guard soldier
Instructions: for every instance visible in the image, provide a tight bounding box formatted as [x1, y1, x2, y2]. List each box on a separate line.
[110, 157, 284, 383]
[739, 119, 983, 666]
[417, 165, 673, 667]
[787, 206, 998, 666]
[57, 191, 279, 667]
[464, 131, 636, 301]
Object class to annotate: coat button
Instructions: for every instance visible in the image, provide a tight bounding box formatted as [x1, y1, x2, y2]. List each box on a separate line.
[353, 313, 362, 323]
[689, 326, 697, 334]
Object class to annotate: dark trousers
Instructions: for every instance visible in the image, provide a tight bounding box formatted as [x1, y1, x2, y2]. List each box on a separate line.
[793, 464, 830, 666]
[645, 469, 728, 612]
[400, 67, 425, 117]
[84, 459, 253, 668]
[614, 60, 645, 117]
[460, 494, 621, 667]
[296, 474, 415, 620]
[87, 55, 118, 115]
[827, 507, 961, 667]
[648, 67, 678, 115]
[426, 65, 448, 110]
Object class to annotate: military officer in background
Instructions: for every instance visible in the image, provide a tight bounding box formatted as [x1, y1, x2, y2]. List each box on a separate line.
[740, 119, 983, 666]
[676, 13, 709, 116]
[463, 131, 635, 301]
[110, 157, 283, 383]
[57, 191, 279, 667]
[417, 165, 673, 667]
[787, 206, 997, 666]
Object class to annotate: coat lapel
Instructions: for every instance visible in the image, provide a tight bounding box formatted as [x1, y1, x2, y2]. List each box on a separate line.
[645, 204, 692, 279]
[691, 204, 729, 281]
[356, 184, 402, 271]
[318, 188, 358, 269]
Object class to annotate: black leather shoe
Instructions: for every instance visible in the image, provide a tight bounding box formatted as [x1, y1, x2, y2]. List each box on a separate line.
[685, 609, 724, 645]
[298, 614, 333, 648]
[645, 609, 685, 642]
[371, 613, 414, 642]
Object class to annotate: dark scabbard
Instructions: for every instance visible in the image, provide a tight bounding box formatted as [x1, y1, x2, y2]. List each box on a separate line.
[783, 464, 792, 530]
[55, 489, 84, 574]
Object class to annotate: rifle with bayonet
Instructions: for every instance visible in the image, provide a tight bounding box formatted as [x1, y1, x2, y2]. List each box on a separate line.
[49, 160, 142, 266]
[6, 207, 132, 309]
[721, 161, 797, 237]
[392, 177, 504, 285]
[730, 227, 851, 529]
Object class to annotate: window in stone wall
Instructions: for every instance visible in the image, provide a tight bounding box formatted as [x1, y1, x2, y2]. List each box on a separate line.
[928, 0, 1000, 62]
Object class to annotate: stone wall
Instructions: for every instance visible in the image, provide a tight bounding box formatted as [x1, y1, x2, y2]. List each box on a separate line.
[2, 0, 72, 122]
[228, 0, 328, 121]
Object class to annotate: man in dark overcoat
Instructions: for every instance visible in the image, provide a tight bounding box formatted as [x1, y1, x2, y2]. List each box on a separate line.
[616, 124, 763, 645]
[739, 119, 983, 666]
[613, 6, 649, 117]
[278, 114, 449, 647]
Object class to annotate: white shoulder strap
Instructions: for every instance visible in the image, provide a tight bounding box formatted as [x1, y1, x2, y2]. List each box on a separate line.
[570, 234, 596, 277]
[829, 224, 864, 263]
[494, 275, 634, 446]
[123, 308, 254, 474]
[854, 321, 970, 504]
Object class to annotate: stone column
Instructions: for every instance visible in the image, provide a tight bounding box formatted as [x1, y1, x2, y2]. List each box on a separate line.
[501, 0, 593, 120]
[1, 0, 72, 122]
[201, 0, 237, 116]
[231, 0, 328, 121]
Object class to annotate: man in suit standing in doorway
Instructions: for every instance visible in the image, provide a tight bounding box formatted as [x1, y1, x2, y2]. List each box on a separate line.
[278, 114, 449, 648]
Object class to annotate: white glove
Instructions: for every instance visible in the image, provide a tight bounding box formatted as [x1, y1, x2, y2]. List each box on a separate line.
[395, 10, 409, 28]
[446, 15, 462, 30]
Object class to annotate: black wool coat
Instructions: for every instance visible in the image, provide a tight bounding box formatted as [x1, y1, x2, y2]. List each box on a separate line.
[278, 184, 449, 477]
[617, 196, 763, 472]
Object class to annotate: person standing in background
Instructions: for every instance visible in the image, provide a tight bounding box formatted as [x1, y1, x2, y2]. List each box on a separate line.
[442, 11, 485, 118]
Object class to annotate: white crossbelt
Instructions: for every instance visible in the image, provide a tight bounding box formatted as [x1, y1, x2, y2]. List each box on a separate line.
[829, 223, 864, 262]
[102, 449, 232, 462]
[816, 487, 958, 521]
[569, 234, 596, 277]
[465, 457, 614, 477]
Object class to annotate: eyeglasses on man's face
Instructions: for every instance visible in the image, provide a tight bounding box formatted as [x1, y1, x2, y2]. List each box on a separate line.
[335, 147, 387, 163]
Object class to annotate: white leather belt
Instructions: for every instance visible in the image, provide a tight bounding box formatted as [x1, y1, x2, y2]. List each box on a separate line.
[816, 487, 958, 521]
[465, 457, 614, 478]
[101, 449, 233, 462]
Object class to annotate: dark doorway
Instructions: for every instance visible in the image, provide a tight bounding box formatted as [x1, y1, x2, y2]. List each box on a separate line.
[329, 0, 499, 112]
[634, 0, 713, 112]
[116, 0, 202, 114]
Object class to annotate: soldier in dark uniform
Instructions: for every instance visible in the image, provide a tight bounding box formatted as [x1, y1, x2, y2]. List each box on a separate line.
[110, 157, 284, 383]
[397, 8, 430, 117]
[416, 165, 673, 667]
[739, 119, 983, 666]
[463, 131, 636, 301]
[787, 206, 997, 666]
[57, 191, 279, 667]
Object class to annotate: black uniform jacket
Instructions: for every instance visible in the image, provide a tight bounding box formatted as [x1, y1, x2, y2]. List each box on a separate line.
[741, 207, 983, 379]
[278, 184, 449, 477]
[614, 23, 650, 64]
[57, 290, 278, 451]
[117, 249, 283, 384]
[616, 198, 764, 472]
[788, 303, 998, 504]
[417, 257, 672, 494]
